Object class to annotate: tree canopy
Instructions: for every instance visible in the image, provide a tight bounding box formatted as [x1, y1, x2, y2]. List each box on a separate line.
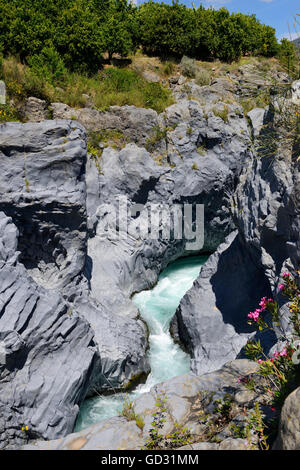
[0, 0, 282, 71]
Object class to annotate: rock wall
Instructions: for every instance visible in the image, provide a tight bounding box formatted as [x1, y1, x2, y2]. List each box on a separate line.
[171, 86, 300, 377]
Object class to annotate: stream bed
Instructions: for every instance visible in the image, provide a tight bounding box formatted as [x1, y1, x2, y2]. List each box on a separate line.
[75, 255, 208, 432]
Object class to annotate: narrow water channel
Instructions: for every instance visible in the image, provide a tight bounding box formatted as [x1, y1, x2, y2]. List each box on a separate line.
[75, 255, 208, 432]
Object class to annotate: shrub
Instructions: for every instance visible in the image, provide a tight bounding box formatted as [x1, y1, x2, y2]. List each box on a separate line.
[179, 56, 198, 78]
[212, 105, 229, 123]
[195, 68, 211, 86]
[0, 104, 20, 122]
[121, 396, 144, 430]
[162, 61, 176, 76]
[27, 47, 67, 84]
[243, 272, 300, 407]
[143, 391, 192, 450]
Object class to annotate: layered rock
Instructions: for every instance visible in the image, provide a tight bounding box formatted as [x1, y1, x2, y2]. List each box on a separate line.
[0, 120, 87, 292]
[23, 97, 49, 122]
[84, 96, 251, 323]
[0, 211, 99, 449]
[0, 121, 149, 447]
[51, 104, 162, 149]
[171, 86, 299, 376]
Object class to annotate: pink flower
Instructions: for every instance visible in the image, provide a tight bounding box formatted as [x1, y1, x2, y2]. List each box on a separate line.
[248, 309, 261, 322]
[257, 359, 264, 364]
[259, 297, 268, 310]
[280, 348, 287, 357]
[278, 284, 285, 291]
[282, 272, 290, 278]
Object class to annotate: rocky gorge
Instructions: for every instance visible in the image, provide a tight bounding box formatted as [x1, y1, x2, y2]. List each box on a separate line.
[0, 62, 299, 450]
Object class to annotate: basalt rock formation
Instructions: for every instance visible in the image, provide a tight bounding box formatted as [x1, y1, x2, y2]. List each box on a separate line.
[0, 69, 299, 449]
[171, 83, 300, 376]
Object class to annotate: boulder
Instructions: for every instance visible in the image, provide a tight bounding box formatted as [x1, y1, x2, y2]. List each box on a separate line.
[247, 107, 266, 137]
[142, 71, 161, 83]
[291, 80, 300, 105]
[24, 97, 49, 122]
[273, 387, 300, 450]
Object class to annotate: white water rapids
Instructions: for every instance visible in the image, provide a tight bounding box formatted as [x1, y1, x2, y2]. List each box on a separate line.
[75, 255, 207, 431]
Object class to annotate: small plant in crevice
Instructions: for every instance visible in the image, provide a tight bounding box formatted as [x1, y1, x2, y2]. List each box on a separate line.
[20, 425, 30, 444]
[143, 391, 167, 450]
[195, 392, 236, 443]
[143, 391, 192, 450]
[212, 105, 229, 123]
[145, 125, 169, 152]
[243, 403, 269, 450]
[121, 395, 144, 430]
[87, 141, 103, 175]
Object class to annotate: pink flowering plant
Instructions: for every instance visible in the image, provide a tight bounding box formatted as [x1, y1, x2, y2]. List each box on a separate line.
[244, 271, 300, 406]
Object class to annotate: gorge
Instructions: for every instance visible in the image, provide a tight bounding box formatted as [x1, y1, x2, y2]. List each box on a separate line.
[75, 255, 207, 431]
[0, 56, 299, 451]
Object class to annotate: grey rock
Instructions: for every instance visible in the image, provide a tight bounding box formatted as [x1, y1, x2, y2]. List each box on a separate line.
[0, 121, 149, 447]
[0, 120, 87, 291]
[23, 416, 144, 450]
[171, 231, 271, 375]
[24, 97, 49, 122]
[247, 107, 266, 137]
[21, 359, 258, 450]
[273, 386, 300, 450]
[219, 438, 248, 450]
[171, 93, 299, 376]
[50, 103, 161, 149]
[0, 211, 98, 449]
[0, 80, 6, 105]
[142, 71, 161, 83]
[291, 80, 300, 105]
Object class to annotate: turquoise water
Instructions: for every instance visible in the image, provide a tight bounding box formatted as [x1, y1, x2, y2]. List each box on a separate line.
[75, 255, 207, 432]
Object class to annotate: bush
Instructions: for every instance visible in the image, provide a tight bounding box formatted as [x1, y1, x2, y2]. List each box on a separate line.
[162, 61, 176, 76]
[27, 47, 67, 84]
[243, 272, 300, 407]
[278, 38, 299, 78]
[179, 56, 198, 78]
[195, 68, 211, 86]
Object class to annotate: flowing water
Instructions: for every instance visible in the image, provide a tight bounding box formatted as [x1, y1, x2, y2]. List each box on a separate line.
[75, 255, 208, 432]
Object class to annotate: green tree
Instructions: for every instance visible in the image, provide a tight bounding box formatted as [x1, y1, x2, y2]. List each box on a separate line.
[279, 38, 298, 76]
[100, 0, 135, 60]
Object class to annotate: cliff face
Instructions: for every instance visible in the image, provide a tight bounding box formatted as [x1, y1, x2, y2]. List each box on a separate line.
[171, 88, 300, 377]
[0, 70, 299, 448]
